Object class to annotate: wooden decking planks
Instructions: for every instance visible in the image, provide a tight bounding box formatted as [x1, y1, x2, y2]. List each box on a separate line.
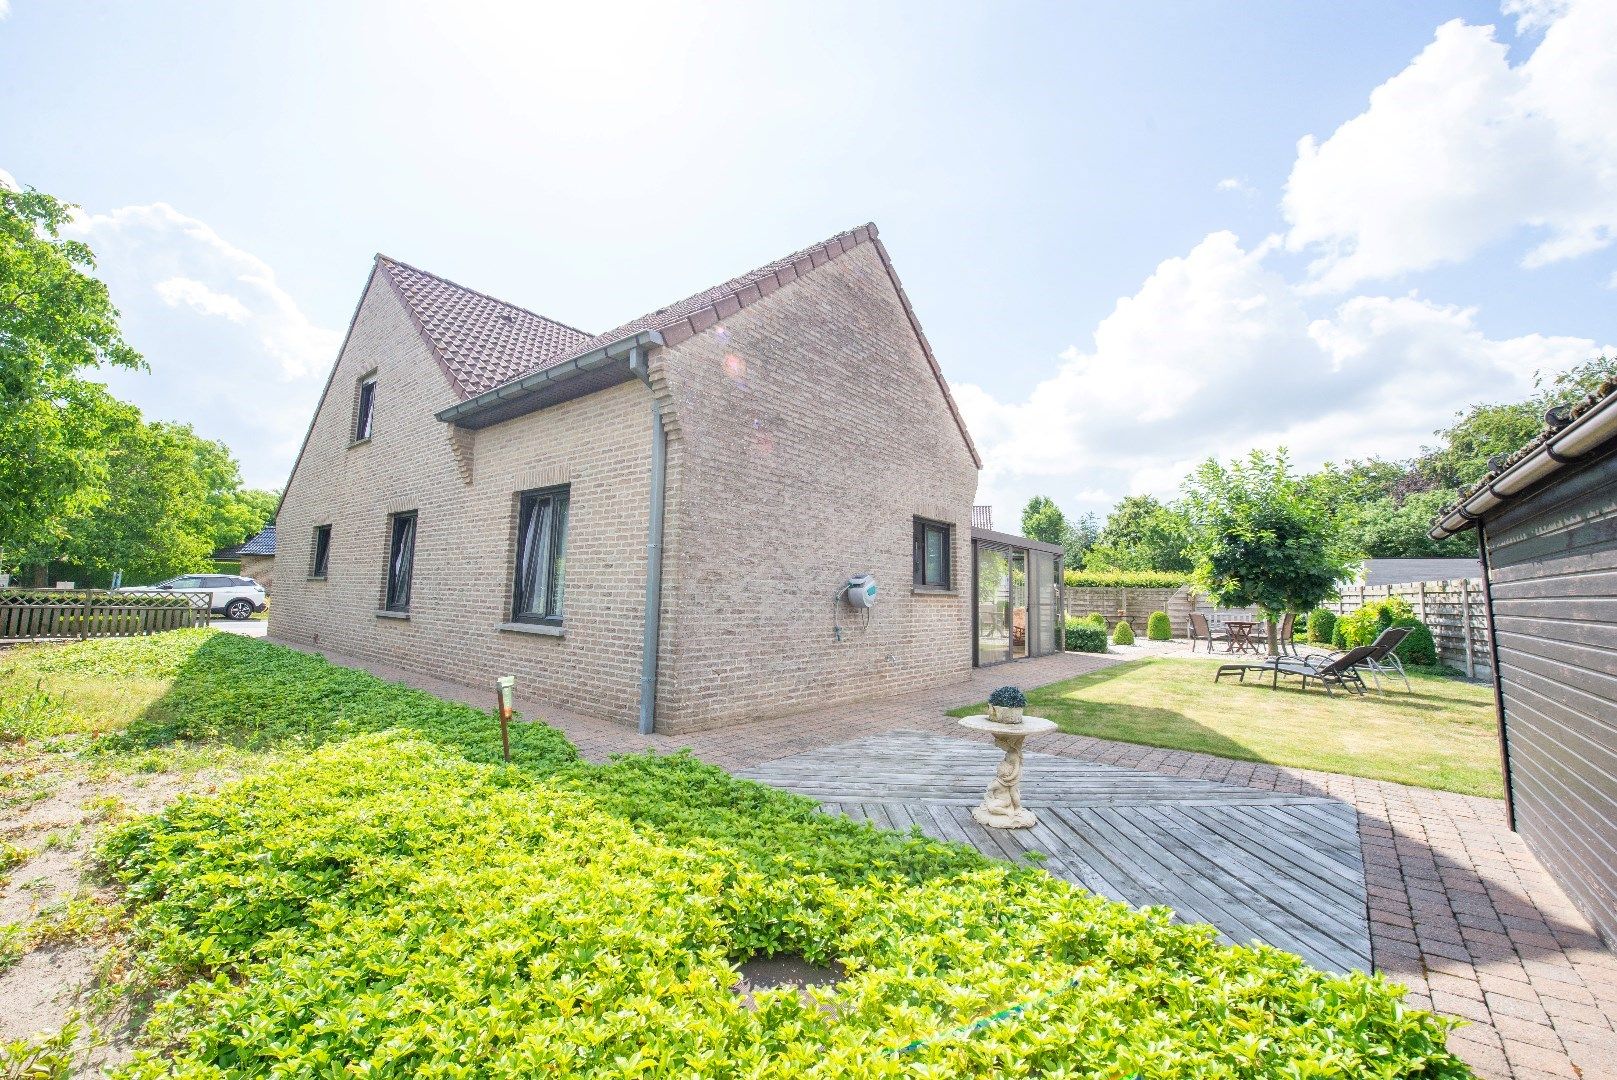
[739, 730, 1371, 975]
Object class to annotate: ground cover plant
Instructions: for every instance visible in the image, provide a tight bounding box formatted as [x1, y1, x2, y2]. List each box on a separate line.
[1, 632, 1468, 1076]
[955, 658, 1501, 797]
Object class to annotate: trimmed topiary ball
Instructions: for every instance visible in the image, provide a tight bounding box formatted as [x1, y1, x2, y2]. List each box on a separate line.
[1111, 620, 1135, 645]
[1146, 611, 1172, 641]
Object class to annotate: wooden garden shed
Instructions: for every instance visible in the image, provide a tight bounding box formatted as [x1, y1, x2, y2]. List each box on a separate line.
[1431, 379, 1617, 945]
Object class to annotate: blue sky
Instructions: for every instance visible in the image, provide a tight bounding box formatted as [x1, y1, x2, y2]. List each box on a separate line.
[3, 0, 1613, 523]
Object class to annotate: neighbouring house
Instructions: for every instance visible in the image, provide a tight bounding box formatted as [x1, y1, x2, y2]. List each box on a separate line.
[238, 524, 276, 593]
[272, 224, 1003, 734]
[1355, 557, 1481, 586]
[1431, 377, 1617, 945]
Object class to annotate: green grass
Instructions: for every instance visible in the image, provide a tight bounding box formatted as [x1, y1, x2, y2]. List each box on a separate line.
[1, 632, 1468, 1077]
[954, 657, 1502, 797]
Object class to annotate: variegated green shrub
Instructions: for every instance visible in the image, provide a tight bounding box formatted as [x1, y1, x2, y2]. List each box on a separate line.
[101, 735, 1468, 1079]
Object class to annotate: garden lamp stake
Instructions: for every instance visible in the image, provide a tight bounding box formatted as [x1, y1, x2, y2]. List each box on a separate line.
[495, 676, 515, 762]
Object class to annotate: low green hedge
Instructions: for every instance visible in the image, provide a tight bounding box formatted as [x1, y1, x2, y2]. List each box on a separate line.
[1307, 609, 1337, 645]
[1111, 620, 1136, 645]
[1064, 569, 1190, 588]
[101, 735, 1465, 1078]
[1146, 611, 1172, 641]
[1063, 620, 1109, 652]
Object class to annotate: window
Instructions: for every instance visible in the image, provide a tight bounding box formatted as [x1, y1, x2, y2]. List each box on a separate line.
[202, 576, 235, 589]
[511, 487, 569, 624]
[353, 375, 377, 442]
[384, 512, 417, 612]
[164, 576, 203, 591]
[913, 518, 952, 589]
[310, 525, 332, 579]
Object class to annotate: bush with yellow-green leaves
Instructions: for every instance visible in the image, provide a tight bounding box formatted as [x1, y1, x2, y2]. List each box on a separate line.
[2, 631, 1467, 1077]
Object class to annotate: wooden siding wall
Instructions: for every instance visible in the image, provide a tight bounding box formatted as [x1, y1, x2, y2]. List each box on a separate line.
[1484, 447, 1617, 946]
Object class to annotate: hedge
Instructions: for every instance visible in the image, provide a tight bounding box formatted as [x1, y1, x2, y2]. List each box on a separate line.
[1334, 599, 1439, 666]
[1307, 609, 1337, 646]
[1063, 569, 1190, 588]
[1063, 622, 1109, 652]
[1146, 611, 1172, 641]
[1111, 620, 1136, 645]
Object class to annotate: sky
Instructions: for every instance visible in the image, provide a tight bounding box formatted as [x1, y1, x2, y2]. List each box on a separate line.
[3, 0, 1615, 525]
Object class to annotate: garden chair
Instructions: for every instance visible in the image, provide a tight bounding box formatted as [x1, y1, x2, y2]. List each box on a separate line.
[1252, 612, 1299, 657]
[1301, 626, 1412, 692]
[1264, 646, 1379, 696]
[1187, 612, 1223, 653]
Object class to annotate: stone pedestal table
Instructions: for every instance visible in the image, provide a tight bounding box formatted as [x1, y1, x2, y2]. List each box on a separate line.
[956, 714, 1058, 829]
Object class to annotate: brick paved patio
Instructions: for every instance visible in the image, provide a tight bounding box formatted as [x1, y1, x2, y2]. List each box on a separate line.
[283, 640, 1617, 1079]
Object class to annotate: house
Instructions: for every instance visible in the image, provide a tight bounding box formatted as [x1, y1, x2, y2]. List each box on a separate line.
[272, 224, 996, 734]
[238, 524, 276, 593]
[1430, 376, 1617, 945]
[1356, 558, 1481, 587]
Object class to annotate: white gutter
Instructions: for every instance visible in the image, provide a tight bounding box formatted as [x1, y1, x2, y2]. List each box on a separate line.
[435, 330, 665, 427]
[1430, 389, 1617, 539]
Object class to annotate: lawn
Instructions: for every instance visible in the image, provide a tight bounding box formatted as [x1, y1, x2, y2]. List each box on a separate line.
[955, 657, 1502, 798]
[0, 632, 1468, 1077]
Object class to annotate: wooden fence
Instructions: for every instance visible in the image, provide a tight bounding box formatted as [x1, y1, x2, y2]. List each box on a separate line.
[0, 589, 211, 642]
[1319, 580, 1490, 679]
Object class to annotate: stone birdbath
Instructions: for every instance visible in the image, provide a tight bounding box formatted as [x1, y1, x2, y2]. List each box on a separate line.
[956, 714, 1058, 829]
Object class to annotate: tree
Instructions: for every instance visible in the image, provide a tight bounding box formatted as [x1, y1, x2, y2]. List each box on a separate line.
[0, 183, 145, 572]
[1020, 495, 1067, 545]
[1084, 495, 1193, 573]
[1182, 450, 1358, 655]
[217, 488, 279, 549]
[1061, 512, 1100, 570]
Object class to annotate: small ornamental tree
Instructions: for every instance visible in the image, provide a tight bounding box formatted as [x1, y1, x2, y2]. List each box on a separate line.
[1146, 611, 1172, 641]
[1182, 450, 1359, 656]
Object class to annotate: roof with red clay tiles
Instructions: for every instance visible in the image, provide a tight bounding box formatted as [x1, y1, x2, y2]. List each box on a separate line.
[375, 257, 593, 399]
[378, 223, 981, 466]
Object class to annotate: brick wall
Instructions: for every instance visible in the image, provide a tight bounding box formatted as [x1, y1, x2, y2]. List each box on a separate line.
[273, 241, 977, 734]
[271, 271, 656, 723]
[653, 241, 977, 733]
[239, 554, 274, 594]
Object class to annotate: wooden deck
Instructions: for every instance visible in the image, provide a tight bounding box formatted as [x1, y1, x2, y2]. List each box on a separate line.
[739, 730, 1370, 974]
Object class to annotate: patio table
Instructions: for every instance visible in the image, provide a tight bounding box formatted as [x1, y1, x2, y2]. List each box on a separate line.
[956, 714, 1058, 829]
[1224, 620, 1260, 654]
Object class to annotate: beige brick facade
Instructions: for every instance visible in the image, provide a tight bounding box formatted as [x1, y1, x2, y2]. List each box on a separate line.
[238, 554, 274, 593]
[273, 237, 977, 732]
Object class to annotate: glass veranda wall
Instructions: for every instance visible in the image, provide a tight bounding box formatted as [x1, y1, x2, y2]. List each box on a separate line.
[971, 529, 1064, 666]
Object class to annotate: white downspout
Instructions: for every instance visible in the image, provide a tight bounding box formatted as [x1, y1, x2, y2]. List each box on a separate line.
[631, 347, 667, 736]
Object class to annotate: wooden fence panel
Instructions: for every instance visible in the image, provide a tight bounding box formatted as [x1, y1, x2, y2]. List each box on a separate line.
[0, 590, 211, 643]
[1319, 580, 1490, 679]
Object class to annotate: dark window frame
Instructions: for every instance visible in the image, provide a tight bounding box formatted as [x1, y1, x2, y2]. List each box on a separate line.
[913, 517, 953, 590]
[310, 524, 333, 580]
[384, 511, 417, 612]
[510, 485, 570, 625]
[352, 374, 377, 444]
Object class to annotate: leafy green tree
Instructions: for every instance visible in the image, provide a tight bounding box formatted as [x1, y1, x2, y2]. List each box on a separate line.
[1, 183, 145, 571]
[55, 420, 260, 585]
[216, 488, 279, 549]
[1061, 512, 1100, 570]
[1084, 495, 1193, 573]
[1182, 450, 1358, 655]
[1020, 495, 1067, 545]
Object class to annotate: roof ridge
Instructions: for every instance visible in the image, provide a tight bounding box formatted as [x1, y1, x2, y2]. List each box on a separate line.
[374, 254, 593, 338]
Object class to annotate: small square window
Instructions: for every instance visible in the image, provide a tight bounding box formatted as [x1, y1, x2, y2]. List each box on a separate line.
[913, 518, 952, 589]
[353, 376, 377, 443]
[384, 512, 416, 612]
[310, 525, 332, 579]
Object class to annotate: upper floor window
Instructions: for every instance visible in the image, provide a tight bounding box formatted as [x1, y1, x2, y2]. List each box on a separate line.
[353, 375, 377, 443]
[913, 517, 952, 590]
[384, 511, 416, 612]
[310, 525, 332, 580]
[512, 487, 569, 624]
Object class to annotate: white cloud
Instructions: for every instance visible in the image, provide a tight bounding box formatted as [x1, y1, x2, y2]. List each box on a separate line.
[0, 1, 11, 20]
[1216, 177, 1256, 196]
[56, 199, 342, 489]
[0, 168, 16, 191]
[154, 277, 252, 321]
[959, 231, 1610, 524]
[1283, 0, 1617, 290]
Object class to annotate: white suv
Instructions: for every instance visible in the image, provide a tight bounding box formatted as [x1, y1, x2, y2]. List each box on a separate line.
[121, 574, 267, 621]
